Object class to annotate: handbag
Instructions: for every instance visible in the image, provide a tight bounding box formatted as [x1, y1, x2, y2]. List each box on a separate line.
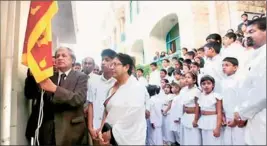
[101, 84, 119, 145]
[101, 123, 117, 145]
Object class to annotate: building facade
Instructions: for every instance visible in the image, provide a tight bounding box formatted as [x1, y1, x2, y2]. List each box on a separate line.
[0, 1, 78, 144]
[101, 1, 266, 65]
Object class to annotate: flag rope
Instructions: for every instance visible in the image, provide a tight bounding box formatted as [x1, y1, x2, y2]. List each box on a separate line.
[34, 89, 45, 145]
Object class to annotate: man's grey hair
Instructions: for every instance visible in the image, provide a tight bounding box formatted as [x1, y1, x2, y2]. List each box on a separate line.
[82, 57, 95, 66]
[55, 46, 76, 63]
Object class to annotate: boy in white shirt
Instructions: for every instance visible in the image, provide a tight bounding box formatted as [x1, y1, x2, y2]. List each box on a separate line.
[221, 57, 245, 145]
[149, 62, 161, 87]
[221, 32, 246, 74]
[136, 68, 148, 87]
[203, 42, 224, 92]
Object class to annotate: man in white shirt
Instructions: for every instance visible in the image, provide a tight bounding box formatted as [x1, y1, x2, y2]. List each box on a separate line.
[234, 17, 266, 145]
[82, 57, 99, 83]
[82, 57, 99, 114]
[87, 49, 117, 144]
[149, 62, 161, 87]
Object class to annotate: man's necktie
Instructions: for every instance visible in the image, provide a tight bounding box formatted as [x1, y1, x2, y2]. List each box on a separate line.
[58, 73, 66, 86]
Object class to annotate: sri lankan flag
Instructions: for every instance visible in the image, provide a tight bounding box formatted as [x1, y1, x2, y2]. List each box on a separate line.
[22, 1, 58, 83]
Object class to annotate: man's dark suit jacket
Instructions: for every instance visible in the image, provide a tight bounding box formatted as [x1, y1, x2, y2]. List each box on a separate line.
[25, 69, 89, 146]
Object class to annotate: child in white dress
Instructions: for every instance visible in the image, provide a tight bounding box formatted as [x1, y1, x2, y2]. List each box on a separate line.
[180, 72, 202, 145]
[161, 84, 176, 145]
[169, 77, 188, 145]
[150, 94, 164, 145]
[194, 75, 223, 145]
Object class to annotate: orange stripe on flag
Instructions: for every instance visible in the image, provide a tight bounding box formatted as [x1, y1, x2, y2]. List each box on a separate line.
[22, 1, 58, 83]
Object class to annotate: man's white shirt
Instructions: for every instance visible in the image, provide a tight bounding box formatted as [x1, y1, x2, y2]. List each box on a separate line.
[87, 74, 116, 129]
[235, 44, 266, 145]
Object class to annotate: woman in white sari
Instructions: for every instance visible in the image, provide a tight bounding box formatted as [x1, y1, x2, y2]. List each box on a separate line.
[98, 53, 147, 145]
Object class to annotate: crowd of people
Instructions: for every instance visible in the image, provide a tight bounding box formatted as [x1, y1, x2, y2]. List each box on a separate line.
[141, 16, 266, 145]
[23, 15, 265, 146]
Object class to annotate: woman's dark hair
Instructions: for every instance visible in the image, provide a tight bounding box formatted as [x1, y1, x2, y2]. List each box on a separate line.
[146, 85, 160, 97]
[161, 78, 169, 84]
[185, 72, 198, 87]
[191, 62, 200, 68]
[227, 29, 234, 33]
[241, 13, 248, 17]
[206, 33, 222, 45]
[173, 69, 182, 76]
[136, 68, 144, 73]
[185, 51, 195, 59]
[183, 59, 192, 65]
[178, 57, 184, 62]
[160, 69, 167, 75]
[115, 53, 134, 75]
[200, 75, 215, 88]
[167, 67, 175, 77]
[165, 84, 173, 94]
[224, 32, 237, 42]
[195, 56, 205, 68]
[172, 57, 178, 61]
[150, 62, 157, 67]
[183, 63, 191, 70]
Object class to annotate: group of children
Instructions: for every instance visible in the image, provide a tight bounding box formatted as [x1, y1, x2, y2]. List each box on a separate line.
[144, 31, 254, 145]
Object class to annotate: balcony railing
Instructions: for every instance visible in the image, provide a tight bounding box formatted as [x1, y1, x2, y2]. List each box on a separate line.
[152, 51, 180, 64]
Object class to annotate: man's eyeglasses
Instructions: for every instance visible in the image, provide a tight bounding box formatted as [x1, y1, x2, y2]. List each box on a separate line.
[109, 63, 123, 68]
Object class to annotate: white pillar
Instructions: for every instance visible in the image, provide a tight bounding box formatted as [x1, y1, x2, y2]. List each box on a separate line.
[208, 1, 219, 33]
[1, 1, 16, 145]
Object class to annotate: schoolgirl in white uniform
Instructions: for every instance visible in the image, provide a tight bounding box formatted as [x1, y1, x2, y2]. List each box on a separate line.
[161, 84, 176, 145]
[149, 93, 164, 145]
[180, 72, 202, 145]
[169, 76, 186, 145]
[195, 75, 223, 145]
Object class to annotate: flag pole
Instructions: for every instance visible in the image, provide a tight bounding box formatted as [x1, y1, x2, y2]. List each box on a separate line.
[0, 1, 16, 145]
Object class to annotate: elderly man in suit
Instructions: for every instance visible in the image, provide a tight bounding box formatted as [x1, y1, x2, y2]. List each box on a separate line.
[38, 47, 88, 145]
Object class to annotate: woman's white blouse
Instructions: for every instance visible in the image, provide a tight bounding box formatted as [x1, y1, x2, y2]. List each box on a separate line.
[105, 76, 147, 145]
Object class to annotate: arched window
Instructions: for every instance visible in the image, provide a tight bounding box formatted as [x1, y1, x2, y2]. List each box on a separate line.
[166, 23, 180, 56]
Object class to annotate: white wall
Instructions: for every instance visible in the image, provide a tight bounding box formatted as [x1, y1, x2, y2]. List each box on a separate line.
[1, 1, 31, 145]
[124, 1, 196, 63]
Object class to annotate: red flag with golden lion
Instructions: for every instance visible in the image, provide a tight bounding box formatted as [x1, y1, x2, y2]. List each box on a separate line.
[22, 1, 58, 83]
